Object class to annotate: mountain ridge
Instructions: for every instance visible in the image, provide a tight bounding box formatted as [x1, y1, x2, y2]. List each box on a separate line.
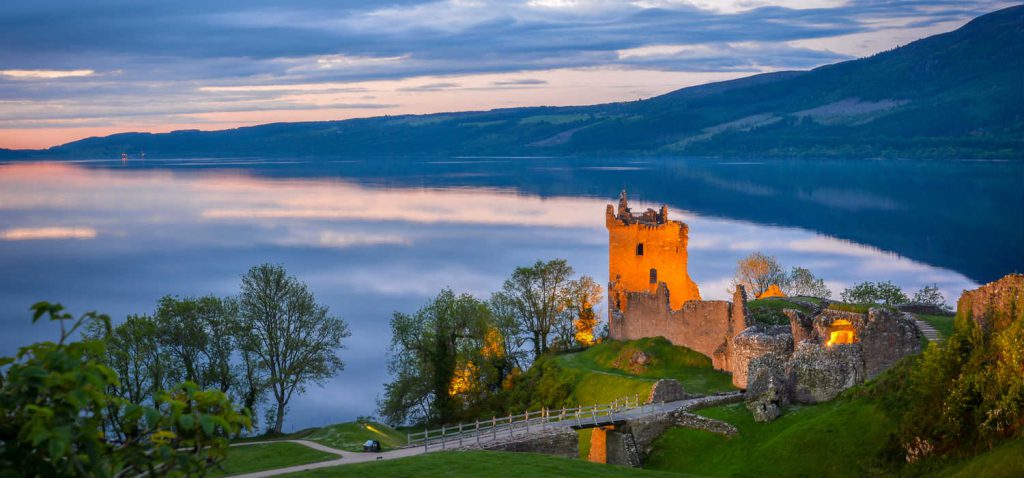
[4, 6, 1021, 159]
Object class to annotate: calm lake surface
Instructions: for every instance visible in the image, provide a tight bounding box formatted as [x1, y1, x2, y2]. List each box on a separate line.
[1, 156, 1021, 430]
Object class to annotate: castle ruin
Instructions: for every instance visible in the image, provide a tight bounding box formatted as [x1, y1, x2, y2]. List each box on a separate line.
[604, 191, 922, 418]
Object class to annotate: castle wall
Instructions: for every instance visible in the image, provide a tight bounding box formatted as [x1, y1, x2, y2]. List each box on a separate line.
[609, 283, 739, 368]
[606, 205, 700, 311]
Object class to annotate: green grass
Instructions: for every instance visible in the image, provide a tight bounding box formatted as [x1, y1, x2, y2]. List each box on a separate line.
[554, 337, 735, 404]
[645, 398, 898, 477]
[916, 313, 955, 338]
[210, 442, 337, 477]
[302, 421, 408, 452]
[932, 438, 1024, 478]
[747, 298, 813, 314]
[279, 450, 687, 477]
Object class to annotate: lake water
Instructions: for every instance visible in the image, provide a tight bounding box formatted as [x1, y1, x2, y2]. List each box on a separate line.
[1, 156, 1021, 431]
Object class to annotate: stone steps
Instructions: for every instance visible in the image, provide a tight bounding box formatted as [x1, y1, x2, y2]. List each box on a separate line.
[913, 319, 943, 342]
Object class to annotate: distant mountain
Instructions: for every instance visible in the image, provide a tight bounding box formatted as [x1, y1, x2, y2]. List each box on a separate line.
[10, 6, 1024, 159]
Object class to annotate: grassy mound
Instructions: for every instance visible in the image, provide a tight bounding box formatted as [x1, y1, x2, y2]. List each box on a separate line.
[551, 337, 735, 405]
[645, 398, 896, 477]
[302, 421, 408, 452]
[278, 450, 688, 477]
[499, 337, 733, 416]
[747, 297, 816, 325]
[212, 442, 337, 477]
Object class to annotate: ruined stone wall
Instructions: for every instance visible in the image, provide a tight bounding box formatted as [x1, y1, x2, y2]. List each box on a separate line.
[608, 283, 734, 361]
[479, 428, 578, 458]
[957, 273, 1024, 331]
[606, 197, 700, 311]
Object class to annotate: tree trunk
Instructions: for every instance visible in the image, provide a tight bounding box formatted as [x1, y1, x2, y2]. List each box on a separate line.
[274, 400, 286, 434]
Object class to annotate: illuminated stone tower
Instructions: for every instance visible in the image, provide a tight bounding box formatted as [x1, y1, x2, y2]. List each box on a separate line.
[606, 190, 701, 311]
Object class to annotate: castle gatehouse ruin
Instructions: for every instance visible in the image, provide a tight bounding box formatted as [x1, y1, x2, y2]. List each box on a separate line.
[605, 191, 922, 420]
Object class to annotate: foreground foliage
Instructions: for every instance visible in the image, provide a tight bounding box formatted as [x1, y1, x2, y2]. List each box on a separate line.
[0, 303, 251, 478]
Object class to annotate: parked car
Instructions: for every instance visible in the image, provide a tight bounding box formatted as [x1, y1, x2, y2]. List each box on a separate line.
[363, 439, 381, 452]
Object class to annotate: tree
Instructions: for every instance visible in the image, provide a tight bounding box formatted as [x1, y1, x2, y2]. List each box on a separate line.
[154, 295, 220, 387]
[237, 264, 350, 434]
[498, 259, 574, 359]
[913, 284, 950, 311]
[379, 289, 494, 425]
[731, 252, 788, 299]
[840, 280, 909, 305]
[559, 276, 603, 348]
[787, 267, 832, 299]
[84, 314, 167, 406]
[0, 303, 250, 477]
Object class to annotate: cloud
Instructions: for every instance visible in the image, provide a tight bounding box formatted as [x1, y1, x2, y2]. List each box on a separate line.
[0, 69, 95, 79]
[396, 82, 461, 92]
[0, 0, 1014, 146]
[0, 227, 97, 240]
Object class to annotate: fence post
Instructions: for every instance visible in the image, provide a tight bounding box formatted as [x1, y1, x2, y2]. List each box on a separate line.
[492, 416, 497, 439]
[476, 419, 481, 445]
[441, 424, 446, 450]
[508, 412, 513, 437]
[459, 422, 463, 447]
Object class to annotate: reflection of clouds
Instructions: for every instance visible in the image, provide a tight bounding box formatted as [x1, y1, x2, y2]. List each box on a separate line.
[0, 227, 97, 240]
[276, 229, 411, 249]
[786, 237, 881, 258]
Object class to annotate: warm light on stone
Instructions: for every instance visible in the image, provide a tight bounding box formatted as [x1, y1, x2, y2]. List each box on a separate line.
[825, 319, 857, 346]
[606, 190, 700, 311]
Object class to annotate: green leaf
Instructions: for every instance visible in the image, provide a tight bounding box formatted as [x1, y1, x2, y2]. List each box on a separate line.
[178, 414, 195, 430]
[199, 415, 215, 435]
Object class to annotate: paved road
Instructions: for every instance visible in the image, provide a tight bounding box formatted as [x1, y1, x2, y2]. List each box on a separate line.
[225, 393, 741, 477]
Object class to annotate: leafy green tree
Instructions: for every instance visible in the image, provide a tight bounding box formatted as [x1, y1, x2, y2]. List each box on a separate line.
[912, 284, 951, 311]
[497, 259, 574, 360]
[238, 264, 350, 434]
[787, 267, 832, 299]
[0, 302, 250, 477]
[84, 314, 167, 406]
[379, 289, 494, 425]
[840, 281, 909, 305]
[154, 295, 220, 387]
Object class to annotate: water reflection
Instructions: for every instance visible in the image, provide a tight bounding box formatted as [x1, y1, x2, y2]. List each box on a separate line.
[0, 162, 981, 430]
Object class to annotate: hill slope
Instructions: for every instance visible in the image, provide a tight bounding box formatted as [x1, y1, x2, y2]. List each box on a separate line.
[9, 6, 1023, 159]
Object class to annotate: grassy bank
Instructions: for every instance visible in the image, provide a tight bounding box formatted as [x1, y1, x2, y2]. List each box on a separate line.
[212, 442, 337, 477]
[279, 451, 688, 478]
[234, 420, 407, 453]
[645, 398, 896, 477]
[553, 337, 735, 403]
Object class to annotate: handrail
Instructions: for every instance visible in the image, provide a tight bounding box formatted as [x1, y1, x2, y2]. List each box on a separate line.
[405, 393, 663, 451]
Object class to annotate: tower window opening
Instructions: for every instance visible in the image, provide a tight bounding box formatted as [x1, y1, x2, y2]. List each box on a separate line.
[636, 243, 644, 256]
[649, 268, 657, 284]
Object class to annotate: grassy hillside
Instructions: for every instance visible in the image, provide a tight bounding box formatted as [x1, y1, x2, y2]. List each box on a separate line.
[278, 451, 687, 478]
[17, 6, 1022, 159]
[302, 421, 408, 452]
[505, 337, 735, 411]
[645, 399, 896, 477]
[237, 420, 407, 453]
[212, 442, 337, 477]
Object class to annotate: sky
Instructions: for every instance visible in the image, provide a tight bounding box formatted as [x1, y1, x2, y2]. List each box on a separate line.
[0, 0, 1014, 149]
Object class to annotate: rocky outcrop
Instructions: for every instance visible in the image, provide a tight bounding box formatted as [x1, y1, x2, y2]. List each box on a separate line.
[859, 308, 922, 378]
[956, 273, 1024, 331]
[786, 309, 817, 345]
[729, 325, 793, 389]
[789, 341, 864, 403]
[745, 354, 790, 422]
[647, 379, 687, 404]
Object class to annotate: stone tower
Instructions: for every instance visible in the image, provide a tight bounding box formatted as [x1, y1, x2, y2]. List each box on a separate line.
[606, 190, 701, 311]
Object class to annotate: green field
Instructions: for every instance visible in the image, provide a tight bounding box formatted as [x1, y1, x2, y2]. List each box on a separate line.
[645, 398, 896, 477]
[553, 337, 735, 405]
[279, 451, 687, 478]
[302, 421, 408, 452]
[211, 442, 337, 477]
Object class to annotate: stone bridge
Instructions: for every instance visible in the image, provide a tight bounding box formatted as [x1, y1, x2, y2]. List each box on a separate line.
[408, 392, 744, 468]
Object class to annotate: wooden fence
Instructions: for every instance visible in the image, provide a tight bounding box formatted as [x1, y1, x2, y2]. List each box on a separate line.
[406, 394, 664, 451]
